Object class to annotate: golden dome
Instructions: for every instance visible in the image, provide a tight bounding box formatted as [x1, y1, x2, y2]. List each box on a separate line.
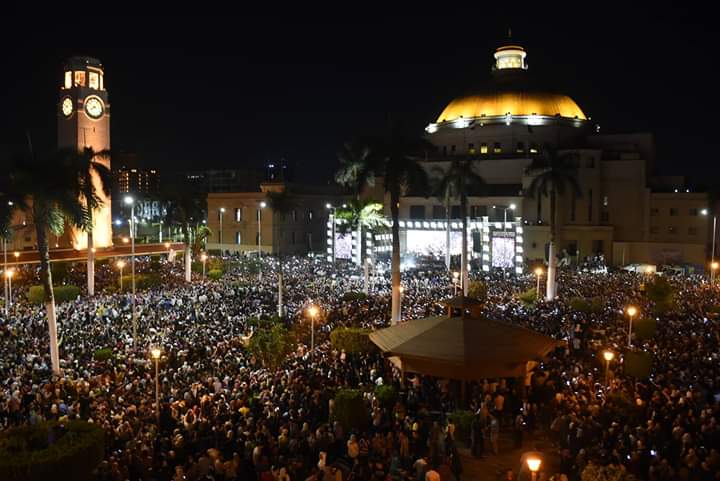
[436, 91, 587, 123]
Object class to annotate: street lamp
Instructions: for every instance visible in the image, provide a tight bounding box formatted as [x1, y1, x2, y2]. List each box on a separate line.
[307, 305, 319, 355]
[5, 269, 14, 310]
[711, 261, 719, 285]
[504, 203, 516, 231]
[117, 260, 126, 291]
[150, 347, 162, 424]
[124, 196, 137, 342]
[603, 350, 614, 386]
[534, 267, 543, 300]
[201, 253, 208, 277]
[526, 457, 542, 481]
[258, 201, 266, 281]
[626, 305, 638, 348]
[399, 286, 405, 320]
[219, 207, 225, 245]
[452, 271, 460, 296]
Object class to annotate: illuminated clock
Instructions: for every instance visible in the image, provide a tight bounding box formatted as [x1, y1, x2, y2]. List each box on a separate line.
[84, 96, 104, 119]
[61, 97, 73, 117]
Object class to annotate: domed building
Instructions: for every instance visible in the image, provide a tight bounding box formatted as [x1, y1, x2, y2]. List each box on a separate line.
[388, 41, 711, 270]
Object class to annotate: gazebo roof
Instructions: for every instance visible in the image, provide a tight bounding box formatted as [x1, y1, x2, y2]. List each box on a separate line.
[369, 315, 561, 380]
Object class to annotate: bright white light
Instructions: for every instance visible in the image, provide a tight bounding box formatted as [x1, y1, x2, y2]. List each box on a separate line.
[124, 196, 134, 205]
[260, 202, 267, 208]
[701, 209, 708, 215]
[326, 203, 331, 209]
[454, 118, 468, 128]
[220, 207, 225, 213]
[426, 123, 438, 133]
[114, 219, 122, 226]
[509, 204, 516, 210]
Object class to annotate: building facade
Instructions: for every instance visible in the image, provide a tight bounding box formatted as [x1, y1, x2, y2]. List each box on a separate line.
[393, 42, 711, 268]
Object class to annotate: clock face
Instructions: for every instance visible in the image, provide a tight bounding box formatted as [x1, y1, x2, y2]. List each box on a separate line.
[61, 97, 73, 117]
[84, 96, 104, 119]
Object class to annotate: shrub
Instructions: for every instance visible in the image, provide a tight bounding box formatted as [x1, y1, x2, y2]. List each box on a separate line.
[374, 384, 398, 408]
[93, 348, 113, 362]
[0, 420, 104, 481]
[517, 288, 537, 306]
[27, 285, 81, 304]
[569, 296, 591, 313]
[646, 277, 675, 313]
[342, 291, 367, 302]
[624, 350, 652, 380]
[448, 409, 475, 444]
[330, 328, 376, 353]
[467, 280, 487, 302]
[119, 273, 161, 291]
[581, 462, 637, 481]
[207, 269, 223, 280]
[50, 261, 71, 284]
[633, 317, 656, 340]
[333, 389, 367, 432]
[246, 324, 293, 370]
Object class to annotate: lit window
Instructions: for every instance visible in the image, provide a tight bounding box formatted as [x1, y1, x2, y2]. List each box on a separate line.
[236, 232, 242, 244]
[468, 143, 475, 154]
[74, 71, 86, 87]
[308, 209, 314, 220]
[64, 71, 72, 89]
[99, 74, 104, 90]
[89, 72, 99, 89]
[493, 142, 502, 154]
[480, 143, 488, 154]
[529, 143, 538, 154]
[603, 196, 608, 207]
[235, 208, 242, 222]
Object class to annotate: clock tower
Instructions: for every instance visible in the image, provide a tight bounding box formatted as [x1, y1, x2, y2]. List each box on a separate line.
[58, 56, 112, 248]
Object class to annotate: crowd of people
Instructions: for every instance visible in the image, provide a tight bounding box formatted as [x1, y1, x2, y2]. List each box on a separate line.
[1, 253, 719, 481]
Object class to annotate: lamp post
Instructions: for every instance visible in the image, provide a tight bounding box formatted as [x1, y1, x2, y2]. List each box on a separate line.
[452, 271, 460, 296]
[603, 350, 614, 386]
[626, 305, 637, 348]
[150, 347, 162, 424]
[124, 196, 137, 343]
[201, 253, 208, 277]
[158, 220, 163, 243]
[307, 305, 318, 355]
[399, 286, 405, 320]
[258, 201, 266, 281]
[5, 269, 13, 310]
[219, 207, 225, 245]
[504, 203, 516, 232]
[117, 260, 125, 291]
[711, 261, 719, 285]
[526, 457, 542, 481]
[2, 237, 6, 317]
[702, 209, 717, 282]
[534, 267, 543, 300]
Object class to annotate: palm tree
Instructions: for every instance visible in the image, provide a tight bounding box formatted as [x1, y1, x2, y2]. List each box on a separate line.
[433, 160, 485, 296]
[526, 149, 581, 300]
[335, 142, 375, 199]
[266, 189, 296, 318]
[371, 128, 432, 324]
[336, 199, 389, 293]
[432, 171, 458, 271]
[76, 147, 111, 296]
[11, 149, 90, 374]
[162, 189, 206, 283]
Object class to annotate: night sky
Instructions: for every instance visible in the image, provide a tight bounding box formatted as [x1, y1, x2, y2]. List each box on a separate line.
[2, 8, 718, 186]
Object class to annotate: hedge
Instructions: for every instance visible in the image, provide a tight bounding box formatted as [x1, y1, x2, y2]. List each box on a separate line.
[342, 291, 367, 302]
[448, 409, 475, 444]
[0, 421, 104, 481]
[207, 269, 223, 280]
[467, 280, 487, 302]
[119, 273, 162, 291]
[93, 348, 113, 362]
[633, 317, 657, 340]
[330, 328, 377, 353]
[27, 285, 81, 304]
[374, 384, 398, 408]
[333, 389, 367, 432]
[518, 288, 537, 306]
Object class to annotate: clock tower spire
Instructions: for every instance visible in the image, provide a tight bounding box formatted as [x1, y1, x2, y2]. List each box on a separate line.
[58, 56, 112, 248]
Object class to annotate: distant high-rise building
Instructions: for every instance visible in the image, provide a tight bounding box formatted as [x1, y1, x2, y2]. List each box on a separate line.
[114, 153, 160, 196]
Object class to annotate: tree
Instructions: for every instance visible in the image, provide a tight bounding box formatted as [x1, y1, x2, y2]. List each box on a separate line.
[526, 148, 580, 300]
[336, 199, 389, 293]
[432, 172, 457, 271]
[266, 189, 296, 318]
[246, 323, 293, 370]
[76, 147, 111, 297]
[370, 127, 431, 324]
[433, 160, 485, 295]
[335, 142, 374, 199]
[10, 150, 90, 374]
[162, 186, 206, 283]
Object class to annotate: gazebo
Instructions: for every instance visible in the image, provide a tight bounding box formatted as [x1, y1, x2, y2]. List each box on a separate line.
[369, 296, 561, 380]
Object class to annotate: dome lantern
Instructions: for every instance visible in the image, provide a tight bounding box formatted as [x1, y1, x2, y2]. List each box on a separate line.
[494, 44, 527, 71]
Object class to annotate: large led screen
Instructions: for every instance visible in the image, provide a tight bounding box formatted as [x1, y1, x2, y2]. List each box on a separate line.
[334, 233, 352, 259]
[406, 230, 462, 256]
[491, 236, 515, 268]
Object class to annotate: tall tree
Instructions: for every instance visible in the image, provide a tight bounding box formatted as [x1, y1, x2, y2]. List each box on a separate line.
[526, 149, 581, 300]
[433, 160, 485, 295]
[336, 199, 389, 293]
[11, 149, 91, 374]
[76, 147, 111, 296]
[266, 189, 296, 318]
[162, 188, 206, 283]
[335, 142, 374, 199]
[371, 128, 431, 324]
